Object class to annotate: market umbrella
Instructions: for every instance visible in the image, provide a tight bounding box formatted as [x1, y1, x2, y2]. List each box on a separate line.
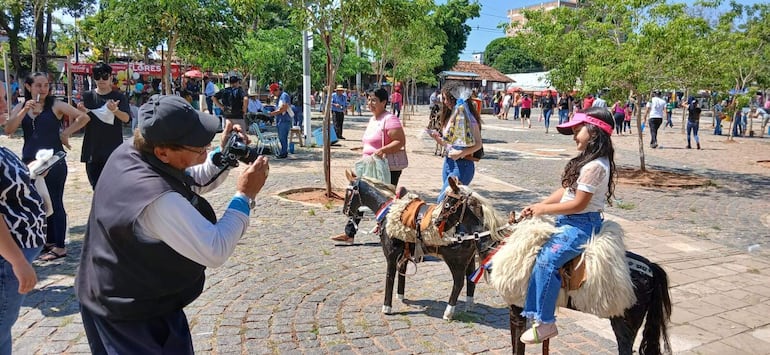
[507, 86, 521, 94]
[184, 69, 203, 78]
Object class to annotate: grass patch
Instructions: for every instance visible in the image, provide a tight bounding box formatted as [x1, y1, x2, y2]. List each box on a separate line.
[452, 311, 480, 324]
[615, 201, 635, 210]
[308, 209, 316, 216]
[747, 268, 760, 274]
[711, 225, 722, 231]
[354, 317, 370, 331]
[321, 249, 331, 256]
[689, 207, 698, 212]
[324, 200, 335, 210]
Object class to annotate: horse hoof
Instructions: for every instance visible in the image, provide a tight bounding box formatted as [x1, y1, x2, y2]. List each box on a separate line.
[465, 297, 474, 312]
[382, 305, 392, 314]
[443, 305, 456, 320]
[397, 294, 405, 302]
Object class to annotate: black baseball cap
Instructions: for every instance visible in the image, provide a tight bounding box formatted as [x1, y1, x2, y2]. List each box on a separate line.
[138, 95, 219, 147]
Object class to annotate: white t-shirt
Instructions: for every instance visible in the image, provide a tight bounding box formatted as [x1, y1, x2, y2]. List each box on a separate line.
[647, 96, 666, 118]
[559, 157, 610, 214]
[502, 94, 512, 108]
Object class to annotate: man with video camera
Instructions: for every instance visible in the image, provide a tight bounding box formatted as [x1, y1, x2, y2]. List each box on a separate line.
[76, 95, 269, 354]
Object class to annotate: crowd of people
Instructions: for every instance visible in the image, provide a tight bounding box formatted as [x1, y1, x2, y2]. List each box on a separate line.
[2, 64, 769, 352]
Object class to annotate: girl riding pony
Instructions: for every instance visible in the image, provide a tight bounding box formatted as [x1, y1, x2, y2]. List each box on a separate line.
[518, 106, 617, 344]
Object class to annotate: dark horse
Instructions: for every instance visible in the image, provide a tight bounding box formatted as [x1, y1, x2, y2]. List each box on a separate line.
[436, 180, 673, 355]
[342, 171, 507, 320]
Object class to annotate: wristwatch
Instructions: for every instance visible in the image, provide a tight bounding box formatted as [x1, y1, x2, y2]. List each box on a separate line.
[247, 196, 256, 210]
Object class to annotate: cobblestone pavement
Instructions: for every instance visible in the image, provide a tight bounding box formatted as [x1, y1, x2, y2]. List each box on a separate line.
[3, 105, 769, 354]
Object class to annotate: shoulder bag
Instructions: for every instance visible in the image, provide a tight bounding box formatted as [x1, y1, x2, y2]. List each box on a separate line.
[382, 115, 409, 171]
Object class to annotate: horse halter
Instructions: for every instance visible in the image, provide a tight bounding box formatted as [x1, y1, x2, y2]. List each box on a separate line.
[436, 188, 480, 228]
[342, 179, 362, 216]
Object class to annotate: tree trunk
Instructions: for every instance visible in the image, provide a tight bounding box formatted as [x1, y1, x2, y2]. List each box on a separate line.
[680, 88, 688, 134]
[323, 33, 332, 198]
[164, 34, 178, 96]
[634, 92, 646, 172]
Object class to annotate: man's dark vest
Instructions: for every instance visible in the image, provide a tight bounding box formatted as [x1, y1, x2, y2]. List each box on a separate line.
[76, 141, 217, 320]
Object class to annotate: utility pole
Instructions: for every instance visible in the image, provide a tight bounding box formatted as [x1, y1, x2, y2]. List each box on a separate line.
[302, 30, 313, 145]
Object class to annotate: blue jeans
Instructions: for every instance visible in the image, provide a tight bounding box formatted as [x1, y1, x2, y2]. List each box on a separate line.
[0, 245, 44, 355]
[686, 120, 699, 146]
[277, 120, 291, 156]
[666, 111, 673, 127]
[522, 212, 603, 324]
[513, 106, 520, 119]
[393, 103, 401, 118]
[543, 109, 553, 129]
[714, 117, 722, 135]
[436, 156, 475, 203]
[205, 96, 214, 115]
[558, 109, 569, 125]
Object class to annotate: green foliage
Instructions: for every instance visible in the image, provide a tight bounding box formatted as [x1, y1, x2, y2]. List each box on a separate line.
[483, 37, 543, 74]
[431, 0, 480, 72]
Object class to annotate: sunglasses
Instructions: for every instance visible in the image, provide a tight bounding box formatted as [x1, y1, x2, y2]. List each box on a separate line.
[95, 73, 111, 80]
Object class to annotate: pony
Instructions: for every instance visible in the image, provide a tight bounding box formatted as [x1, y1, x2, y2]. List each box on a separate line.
[436, 180, 673, 355]
[341, 171, 507, 320]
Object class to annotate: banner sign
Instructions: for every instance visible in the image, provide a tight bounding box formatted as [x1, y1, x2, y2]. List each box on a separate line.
[65, 62, 191, 77]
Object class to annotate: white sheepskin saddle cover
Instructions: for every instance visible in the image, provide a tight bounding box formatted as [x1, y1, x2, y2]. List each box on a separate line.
[489, 217, 636, 318]
[384, 193, 455, 246]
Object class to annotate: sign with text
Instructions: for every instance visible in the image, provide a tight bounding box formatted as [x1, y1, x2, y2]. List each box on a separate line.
[66, 62, 192, 77]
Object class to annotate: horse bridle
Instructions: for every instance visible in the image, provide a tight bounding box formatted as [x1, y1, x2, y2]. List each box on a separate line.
[436, 189, 481, 227]
[342, 179, 362, 217]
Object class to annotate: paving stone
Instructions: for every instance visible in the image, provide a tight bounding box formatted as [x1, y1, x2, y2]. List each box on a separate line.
[6, 108, 770, 353]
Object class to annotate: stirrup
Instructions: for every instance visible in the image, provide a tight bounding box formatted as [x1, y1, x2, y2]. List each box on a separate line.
[397, 257, 418, 276]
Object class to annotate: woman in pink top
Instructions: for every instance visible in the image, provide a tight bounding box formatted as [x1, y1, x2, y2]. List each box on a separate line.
[331, 88, 407, 244]
[611, 100, 626, 135]
[520, 94, 533, 128]
[390, 88, 403, 118]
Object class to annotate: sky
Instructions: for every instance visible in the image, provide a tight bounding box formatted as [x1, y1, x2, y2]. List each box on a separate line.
[456, 0, 560, 61]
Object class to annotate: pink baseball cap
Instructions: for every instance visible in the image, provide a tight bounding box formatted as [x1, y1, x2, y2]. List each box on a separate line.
[556, 113, 613, 136]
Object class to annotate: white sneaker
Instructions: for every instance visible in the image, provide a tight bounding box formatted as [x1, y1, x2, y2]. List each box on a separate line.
[520, 322, 558, 344]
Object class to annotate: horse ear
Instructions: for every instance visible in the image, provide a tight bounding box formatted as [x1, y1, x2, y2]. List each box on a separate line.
[448, 176, 460, 193]
[345, 169, 357, 182]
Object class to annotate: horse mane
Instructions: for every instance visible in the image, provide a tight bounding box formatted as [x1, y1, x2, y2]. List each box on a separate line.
[457, 185, 508, 241]
[360, 176, 396, 197]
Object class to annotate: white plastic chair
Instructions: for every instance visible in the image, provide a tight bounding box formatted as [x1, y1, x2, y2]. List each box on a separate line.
[249, 123, 281, 157]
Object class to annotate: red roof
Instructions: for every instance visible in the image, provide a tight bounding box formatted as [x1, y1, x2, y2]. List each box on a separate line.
[449, 61, 514, 83]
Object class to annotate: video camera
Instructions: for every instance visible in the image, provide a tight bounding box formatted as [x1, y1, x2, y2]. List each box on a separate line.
[216, 132, 260, 168]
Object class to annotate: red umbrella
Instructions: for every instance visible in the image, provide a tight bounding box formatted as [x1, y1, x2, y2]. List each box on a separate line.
[184, 69, 203, 78]
[507, 86, 521, 94]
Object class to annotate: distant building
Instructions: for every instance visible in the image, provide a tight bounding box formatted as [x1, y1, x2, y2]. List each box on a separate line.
[440, 61, 514, 94]
[507, 0, 581, 35]
[471, 52, 484, 64]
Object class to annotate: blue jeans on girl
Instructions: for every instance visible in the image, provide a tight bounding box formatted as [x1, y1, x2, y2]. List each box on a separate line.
[686, 121, 700, 148]
[436, 155, 475, 203]
[0, 245, 44, 354]
[543, 109, 553, 130]
[558, 109, 569, 125]
[521, 212, 603, 324]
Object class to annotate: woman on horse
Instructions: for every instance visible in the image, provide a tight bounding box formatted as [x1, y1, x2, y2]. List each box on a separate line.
[428, 82, 483, 203]
[517, 106, 617, 344]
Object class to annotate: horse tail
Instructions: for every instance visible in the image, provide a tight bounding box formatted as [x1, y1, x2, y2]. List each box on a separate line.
[639, 261, 672, 355]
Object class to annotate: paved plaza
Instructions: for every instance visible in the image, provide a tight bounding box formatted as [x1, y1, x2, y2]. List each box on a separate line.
[3, 106, 770, 354]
